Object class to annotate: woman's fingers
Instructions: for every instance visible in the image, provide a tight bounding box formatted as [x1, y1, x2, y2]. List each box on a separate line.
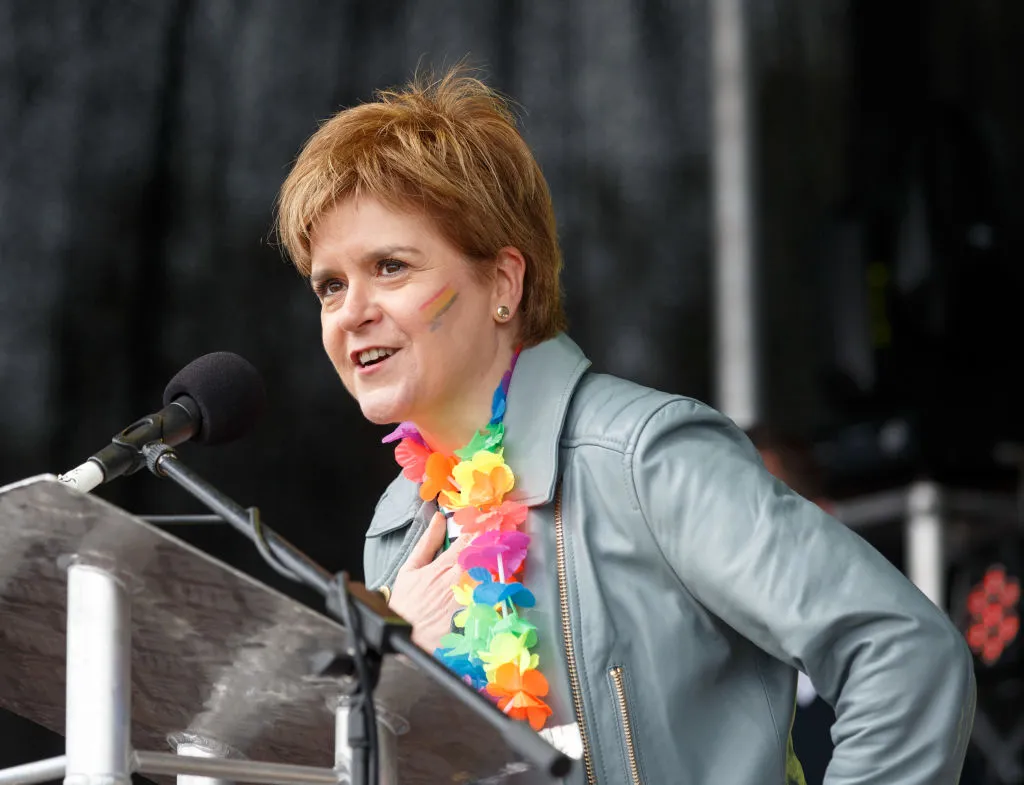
[435, 528, 471, 568]
[403, 511, 447, 569]
[388, 511, 479, 650]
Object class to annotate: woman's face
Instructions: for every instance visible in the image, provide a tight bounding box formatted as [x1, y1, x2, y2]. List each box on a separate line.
[310, 196, 519, 439]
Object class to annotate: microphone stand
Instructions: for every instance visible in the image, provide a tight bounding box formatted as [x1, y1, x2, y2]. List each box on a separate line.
[140, 514, 229, 525]
[139, 442, 570, 785]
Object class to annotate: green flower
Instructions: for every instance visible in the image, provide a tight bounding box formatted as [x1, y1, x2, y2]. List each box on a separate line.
[455, 424, 505, 460]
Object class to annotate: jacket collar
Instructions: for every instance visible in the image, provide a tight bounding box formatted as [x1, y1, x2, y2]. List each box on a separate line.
[503, 333, 591, 506]
[368, 333, 590, 537]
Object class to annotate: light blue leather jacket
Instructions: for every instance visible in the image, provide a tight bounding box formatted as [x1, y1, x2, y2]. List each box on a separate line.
[364, 334, 976, 785]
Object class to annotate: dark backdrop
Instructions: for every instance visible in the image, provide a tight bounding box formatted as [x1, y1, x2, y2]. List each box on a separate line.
[2, 1, 1022, 782]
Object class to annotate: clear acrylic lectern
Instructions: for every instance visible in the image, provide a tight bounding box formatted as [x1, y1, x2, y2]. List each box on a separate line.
[0, 475, 561, 785]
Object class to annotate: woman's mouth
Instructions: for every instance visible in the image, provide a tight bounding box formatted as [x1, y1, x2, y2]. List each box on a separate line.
[353, 347, 399, 373]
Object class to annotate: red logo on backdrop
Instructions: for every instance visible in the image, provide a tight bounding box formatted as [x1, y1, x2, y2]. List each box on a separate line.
[965, 565, 1020, 665]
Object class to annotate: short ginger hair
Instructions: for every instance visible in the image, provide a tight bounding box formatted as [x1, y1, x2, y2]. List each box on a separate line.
[276, 66, 566, 347]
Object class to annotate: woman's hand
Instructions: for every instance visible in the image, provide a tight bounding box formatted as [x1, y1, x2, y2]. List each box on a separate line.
[387, 512, 469, 651]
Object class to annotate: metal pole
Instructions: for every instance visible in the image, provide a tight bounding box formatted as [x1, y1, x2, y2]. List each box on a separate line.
[0, 756, 67, 785]
[63, 565, 132, 785]
[335, 704, 356, 785]
[334, 700, 405, 785]
[906, 481, 945, 608]
[711, 0, 760, 428]
[333, 701, 352, 780]
[133, 753, 340, 785]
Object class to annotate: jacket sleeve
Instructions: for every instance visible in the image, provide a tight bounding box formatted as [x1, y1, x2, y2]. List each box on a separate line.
[629, 398, 975, 785]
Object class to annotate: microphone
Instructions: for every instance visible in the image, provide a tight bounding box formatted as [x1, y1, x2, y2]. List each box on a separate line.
[58, 352, 266, 493]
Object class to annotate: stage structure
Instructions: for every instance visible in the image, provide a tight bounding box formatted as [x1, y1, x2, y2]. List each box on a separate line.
[710, 0, 759, 430]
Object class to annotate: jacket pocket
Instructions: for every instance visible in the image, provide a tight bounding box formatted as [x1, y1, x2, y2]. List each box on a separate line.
[608, 665, 645, 785]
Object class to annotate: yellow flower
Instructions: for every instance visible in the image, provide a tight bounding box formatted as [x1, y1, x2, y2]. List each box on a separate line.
[478, 632, 539, 679]
[452, 571, 480, 605]
[441, 450, 515, 509]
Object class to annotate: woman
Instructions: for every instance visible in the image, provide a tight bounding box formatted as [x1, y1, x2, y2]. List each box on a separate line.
[276, 68, 975, 784]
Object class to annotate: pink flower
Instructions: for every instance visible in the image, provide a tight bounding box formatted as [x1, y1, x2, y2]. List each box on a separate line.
[453, 501, 528, 536]
[382, 421, 425, 446]
[459, 530, 530, 575]
[394, 438, 431, 482]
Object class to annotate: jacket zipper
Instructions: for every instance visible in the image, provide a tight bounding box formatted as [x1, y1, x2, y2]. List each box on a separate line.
[554, 484, 597, 785]
[609, 667, 643, 785]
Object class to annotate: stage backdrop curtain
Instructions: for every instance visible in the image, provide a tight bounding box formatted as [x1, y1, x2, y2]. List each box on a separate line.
[1, 1, 1021, 778]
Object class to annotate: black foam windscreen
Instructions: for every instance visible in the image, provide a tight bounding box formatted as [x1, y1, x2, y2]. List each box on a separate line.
[162, 352, 267, 445]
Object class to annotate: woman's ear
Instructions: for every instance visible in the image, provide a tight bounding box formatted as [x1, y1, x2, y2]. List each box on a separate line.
[492, 246, 526, 316]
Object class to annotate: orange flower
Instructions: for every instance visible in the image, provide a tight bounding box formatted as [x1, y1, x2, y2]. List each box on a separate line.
[485, 663, 552, 730]
[420, 452, 457, 502]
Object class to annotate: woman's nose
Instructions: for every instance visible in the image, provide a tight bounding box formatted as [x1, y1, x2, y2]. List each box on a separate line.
[333, 282, 381, 332]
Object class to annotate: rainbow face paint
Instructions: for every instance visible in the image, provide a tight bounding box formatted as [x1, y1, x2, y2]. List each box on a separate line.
[420, 285, 459, 331]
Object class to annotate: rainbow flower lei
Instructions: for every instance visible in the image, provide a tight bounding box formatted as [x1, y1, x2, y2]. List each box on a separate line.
[382, 351, 552, 730]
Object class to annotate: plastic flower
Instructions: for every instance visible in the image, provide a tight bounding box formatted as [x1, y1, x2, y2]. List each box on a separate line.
[420, 452, 457, 502]
[452, 570, 482, 605]
[394, 438, 431, 482]
[492, 614, 538, 647]
[452, 602, 499, 643]
[441, 450, 514, 509]
[453, 500, 528, 536]
[434, 642, 488, 690]
[452, 656, 489, 690]
[382, 421, 426, 446]
[485, 663, 552, 730]
[478, 632, 539, 679]
[472, 580, 535, 608]
[459, 530, 529, 575]
[436, 631, 473, 658]
[464, 565, 530, 607]
[490, 384, 508, 424]
[454, 424, 505, 460]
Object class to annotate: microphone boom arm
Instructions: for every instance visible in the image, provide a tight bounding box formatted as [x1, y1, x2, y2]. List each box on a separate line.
[142, 442, 333, 595]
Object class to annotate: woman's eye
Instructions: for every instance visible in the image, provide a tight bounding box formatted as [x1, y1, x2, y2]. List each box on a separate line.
[378, 258, 407, 276]
[316, 279, 346, 299]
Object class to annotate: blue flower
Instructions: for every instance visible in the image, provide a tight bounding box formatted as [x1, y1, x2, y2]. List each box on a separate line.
[473, 580, 536, 608]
